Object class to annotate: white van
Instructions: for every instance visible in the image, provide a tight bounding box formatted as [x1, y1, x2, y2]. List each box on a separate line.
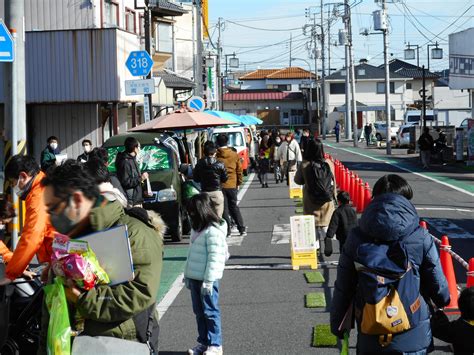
[404, 110, 436, 125]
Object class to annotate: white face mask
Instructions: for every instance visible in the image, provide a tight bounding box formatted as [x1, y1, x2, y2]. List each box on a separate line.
[50, 142, 58, 150]
[13, 178, 23, 197]
[83, 145, 91, 153]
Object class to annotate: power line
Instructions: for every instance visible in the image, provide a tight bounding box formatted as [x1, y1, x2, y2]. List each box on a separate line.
[225, 19, 302, 32]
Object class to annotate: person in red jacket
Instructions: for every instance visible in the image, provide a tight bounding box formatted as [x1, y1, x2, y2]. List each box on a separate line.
[0, 155, 55, 284]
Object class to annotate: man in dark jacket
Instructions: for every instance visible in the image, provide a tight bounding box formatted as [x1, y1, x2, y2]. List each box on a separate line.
[364, 123, 372, 146]
[418, 127, 434, 169]
[77, 139, 93, 163]
[216, 134, 247, 237]
[115, 137, 148, 207]
[193, 141, 228, 218]
[40, 136, 60, 172]
[40, 160, 163, 353]
[330, 175, 450, 354]
[325, 191, 357, 254]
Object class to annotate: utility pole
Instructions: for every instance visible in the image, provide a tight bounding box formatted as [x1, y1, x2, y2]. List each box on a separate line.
[321, 0, 327, 139]
[195, 0, 204, 97]
[312, 18, 320, 127]
[422, 65, 427, 129]
[347, 2, 358, 147]
[327, 7, 331, 76]
[217, 17, 223, 110]
[143, 0, 153, 121]
[289, 33, 293, 67]
[382, 0, 391, 155]
[343, 1, 352, 140]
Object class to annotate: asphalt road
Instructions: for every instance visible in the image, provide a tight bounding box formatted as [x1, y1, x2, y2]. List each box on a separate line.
[158, 139, 473, 355]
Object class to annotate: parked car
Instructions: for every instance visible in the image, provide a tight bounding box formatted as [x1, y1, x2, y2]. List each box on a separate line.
[404, 110, 436, 125]
[103, 132, 191, 242]
[210, 126, 250, 175]
[397, 124, 416, 147]
[373, 122, 399, 141]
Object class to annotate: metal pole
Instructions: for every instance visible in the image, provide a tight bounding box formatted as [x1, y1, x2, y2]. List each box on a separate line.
[11, 31, 18, 249]
[321, 0, 327, 139]
[422, 65, 427, 129]
[195, 0, 204, 97]
[383, 0, 391, 155]
[313, 18, 320, 128]
[427, 45, 430, 71]
[327, 8, 331, 76]
[217, 17, 223, 110]
[309, 68, 313, 125]
[344, 1, 351, 140]
[144, 0, 153, 122]
[348, 31, 358, 147]
[416, 45, 420, 68]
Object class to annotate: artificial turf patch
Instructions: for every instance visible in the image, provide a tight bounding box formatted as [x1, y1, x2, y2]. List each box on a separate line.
[295, 200, 303, 207]
[304, 271, 325, 283]
[295, 207, 304, 214]
[312, 324, 338, 347]
[306, 292, 326, 308]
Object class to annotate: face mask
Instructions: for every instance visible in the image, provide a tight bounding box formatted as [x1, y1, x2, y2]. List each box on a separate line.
[50, 198, 79, 235]
[50, 143, 58, 150]
[276, 139, 281, 144]
[83, 145, 91, 153]
[13, 178, 23, 197]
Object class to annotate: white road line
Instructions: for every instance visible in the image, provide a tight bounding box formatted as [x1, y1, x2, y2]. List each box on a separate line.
[416, 207, 474, 213]
[271, 223, 291, 244]
[225, 264, 293, 270]
[156, 173, 255, 319]
[424, 218, 473, 239]
[326, 144, 474, 198]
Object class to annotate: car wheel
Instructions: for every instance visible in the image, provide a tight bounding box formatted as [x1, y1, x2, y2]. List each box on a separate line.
[376, 133, 382, 141]
[170, 211, 183, 242]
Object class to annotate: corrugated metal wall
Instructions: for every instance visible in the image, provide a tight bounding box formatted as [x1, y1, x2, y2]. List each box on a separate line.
[26, 29, 121, 102]
[30, 104, 100, 163]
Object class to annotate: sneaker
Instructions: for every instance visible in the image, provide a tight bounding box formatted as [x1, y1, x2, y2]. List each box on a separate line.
[231, 226, 239, 234]
[264, 183, 269, 188]
[239, 227, 247, 237]
[204, 346, 223, 355]
[188, 343, 207, 355]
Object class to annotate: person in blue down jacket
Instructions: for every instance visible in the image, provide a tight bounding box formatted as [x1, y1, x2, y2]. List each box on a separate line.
[330, 174, 450, 355]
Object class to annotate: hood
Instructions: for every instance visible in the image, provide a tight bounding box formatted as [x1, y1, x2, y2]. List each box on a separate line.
[89, 200, 125, 231]
[217, 147, 235, 159]
[359, 193, 419, 242]
[216, 219, 228, 235]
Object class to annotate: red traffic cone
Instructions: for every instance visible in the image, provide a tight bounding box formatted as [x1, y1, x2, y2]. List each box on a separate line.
[420, 220, 428, 230]
[353, 177, 360, 209]
[467, 258, 474, 288]
[342, 168, 347, 192]
[440, 235, 459, 311]
[357, 180, 365, 213]
[363, 182, 371, 211]
[335, 161, 340, 187]
[349, 173, 356, 201]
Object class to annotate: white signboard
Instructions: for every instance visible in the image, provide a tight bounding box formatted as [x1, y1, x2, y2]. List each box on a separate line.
[125, 79, 156, 95]
[290, 215, 317, 252]
[143, 96, 151, 122]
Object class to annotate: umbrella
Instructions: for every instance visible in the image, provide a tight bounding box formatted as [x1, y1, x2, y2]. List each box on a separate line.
[240, 115, 263, 125]
[128, 111, 236, 132]
[205, 110, 241, 124]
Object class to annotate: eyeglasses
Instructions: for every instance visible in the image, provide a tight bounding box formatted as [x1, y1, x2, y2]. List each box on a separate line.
[47, 198, 68, 216]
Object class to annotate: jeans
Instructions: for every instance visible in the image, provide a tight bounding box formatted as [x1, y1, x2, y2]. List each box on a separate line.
[420, 150, 431, 168]
[222, 188, 245, 235]
[189, 279, 222, 347]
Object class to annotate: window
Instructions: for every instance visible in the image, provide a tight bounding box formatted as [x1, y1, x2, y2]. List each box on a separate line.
[406, 83, 412, 90]
[106, 145, 171, 173]
[156, 22, 173, 53]
[358, 69, 366, 76]
[139, 15, 145, 36]
[125, 8, 136, 33]
[211, 132, 245, 147]
[330, 83, 346, 94]
[283, 112, 289, 119]
[376, 82, 395, 94]
[104, 0, 119, 28]
[266, 84, 291, 91]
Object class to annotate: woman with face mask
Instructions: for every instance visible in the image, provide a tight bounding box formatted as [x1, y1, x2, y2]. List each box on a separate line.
[77, 139, 93, 163]
[40, 136, 61, 172]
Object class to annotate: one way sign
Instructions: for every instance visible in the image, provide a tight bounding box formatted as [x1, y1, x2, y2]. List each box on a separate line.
[0, 20, 14, 62]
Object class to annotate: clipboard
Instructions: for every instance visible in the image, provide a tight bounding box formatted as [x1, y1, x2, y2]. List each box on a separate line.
[78, 225, 134, 285]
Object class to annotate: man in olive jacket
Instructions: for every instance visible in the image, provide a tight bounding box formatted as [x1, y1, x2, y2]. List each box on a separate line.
[40, 160, 163, 353]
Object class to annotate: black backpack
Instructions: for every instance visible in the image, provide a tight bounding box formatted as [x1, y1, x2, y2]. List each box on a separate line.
[307, 161, 334, 205]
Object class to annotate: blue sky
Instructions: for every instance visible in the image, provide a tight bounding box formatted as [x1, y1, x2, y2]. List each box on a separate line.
[207, 0, 474, 73]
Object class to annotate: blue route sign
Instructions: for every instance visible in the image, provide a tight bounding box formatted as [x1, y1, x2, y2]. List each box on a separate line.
[125, 51, 153, 77]
[0, 20, 14, 62]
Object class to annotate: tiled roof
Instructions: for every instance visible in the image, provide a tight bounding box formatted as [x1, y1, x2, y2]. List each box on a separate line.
[239, 67, 316, 80]
[223, 90, 304, 101]
[151, 0, 187, 16]
[380, 59, 439, 79]
[326, 63, 408, 81]
[154, 70, 195, 89]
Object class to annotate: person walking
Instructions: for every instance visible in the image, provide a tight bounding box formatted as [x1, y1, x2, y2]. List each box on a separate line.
[300, 128, 311, 153]
[216, 134, 247, 237]
[270, 135, 283, 183]
[184, 193, 227, 355]
[115, 137, 148, 208]
[364, 123, 372, 147]
[294, 138, 336, 250]
[40, 136, 61, 172]
[258, 134, 271, 188]
[434, 131, 448, 165]
[277, 132, 303, 185]
[418, 127, 434, 169]
[193, 141, 228, 218]
[77, 139, 93, 163]
[330, 174, 450, 355]
[334, 121, 341, 143]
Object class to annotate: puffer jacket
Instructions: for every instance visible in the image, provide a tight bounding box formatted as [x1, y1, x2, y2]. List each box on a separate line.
[193, 157, 228, 192]
[330, 193, 450, 353]
[115, 151, 143, 206]
[184, 220, 227, 282]
[217, 147, 243, 189]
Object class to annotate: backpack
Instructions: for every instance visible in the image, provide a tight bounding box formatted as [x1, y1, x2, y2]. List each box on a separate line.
[306, 161, 334, 205]
[354, 240, 425, 347]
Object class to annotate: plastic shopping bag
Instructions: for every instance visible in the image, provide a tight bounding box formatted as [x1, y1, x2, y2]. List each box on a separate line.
[44, 277, 71, 355]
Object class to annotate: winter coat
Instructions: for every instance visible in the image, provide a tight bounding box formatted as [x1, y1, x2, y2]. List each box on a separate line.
[5, 171, 55, 280]
[217, 147, 243, 189]
[277, 140, 303, 163]
[326, 204, 358, 246]
[193, 157, 228, 192]
[40, 146, 58, 172]
[431, 310, 474, 354]
[418, 133, 434, 151]
[77, 152, 91, 163]
[99, 182, 128, 208]
[184, 220, 228, 282]
[115, 151, 143, 206]
[294, 159, 336, 226]
[330, 193, 450, 353]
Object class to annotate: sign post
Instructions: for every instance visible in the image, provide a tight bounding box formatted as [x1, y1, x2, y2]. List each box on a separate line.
[126, 51, 154, 122]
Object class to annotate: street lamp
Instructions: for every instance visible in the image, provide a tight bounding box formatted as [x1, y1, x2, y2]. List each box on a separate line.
[428, 42, 443, 70]
[404, 43, 420, 67]
[291, 57, 314, 126]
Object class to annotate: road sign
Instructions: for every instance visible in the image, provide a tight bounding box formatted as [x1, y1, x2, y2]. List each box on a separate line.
[125, 79, 156, 95]
[187, 96, 206, 112]
[126, 51, 153, 77]
[0, 20, 14, 62]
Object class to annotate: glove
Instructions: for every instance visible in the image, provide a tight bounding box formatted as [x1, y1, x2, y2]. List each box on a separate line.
[183, 277, 190, 289]
[324, 238, 333, 257]
[201, 281, 213, 296]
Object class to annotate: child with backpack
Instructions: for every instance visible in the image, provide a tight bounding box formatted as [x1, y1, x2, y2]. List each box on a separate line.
[330, 174, 450, 354]
[431, 287, 474, 354]
[184, 193, 228, 355]
[324, 191, 357, 256]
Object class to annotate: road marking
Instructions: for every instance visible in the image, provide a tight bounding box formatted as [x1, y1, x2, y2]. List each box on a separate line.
[416, 207, 474, 213]
[424, 218, 473, 239]
[225, 263, 293, 270]
[326, 143, 474, 198]
[226, 235, 245, 246]
[271, 223, 291, 244]
[156, 272, 184, 321]
[237, 172, 255, 202]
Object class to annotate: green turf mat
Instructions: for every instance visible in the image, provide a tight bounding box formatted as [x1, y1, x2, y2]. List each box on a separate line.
[306, 292, 326, 308]
[295, 201, 303, 207]
[312, 324, 338, 347]
[295, 207, 304, 214]
[304, 271, 325, 283]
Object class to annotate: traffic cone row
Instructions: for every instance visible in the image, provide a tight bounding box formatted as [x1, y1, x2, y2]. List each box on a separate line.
[329, 155, 372, 213]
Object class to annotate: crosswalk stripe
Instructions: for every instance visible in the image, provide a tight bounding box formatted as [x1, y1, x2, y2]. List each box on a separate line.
[271, 223, 291, 244]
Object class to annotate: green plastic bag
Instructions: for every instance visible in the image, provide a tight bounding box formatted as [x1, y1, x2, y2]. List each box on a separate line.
[183, 180, 200, 200]
[44, 278, 71, 355]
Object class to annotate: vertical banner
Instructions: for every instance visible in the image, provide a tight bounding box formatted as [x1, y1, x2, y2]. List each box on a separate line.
[207, 65, 217, 104]
[202, 0, 209, 39]
[143, 96, 151, 122]
[468, 119, 474, 166]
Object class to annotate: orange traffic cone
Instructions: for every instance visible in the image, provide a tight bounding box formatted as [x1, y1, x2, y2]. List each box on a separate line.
[440, 235, 459, 310]
[420, 220, 428, 230]
[363, 182, 371, 211]
[335, 161, 340, 187]
[350, 174, 356, 202]
[357, 180, 365, 213]
[467, 258, 474, 288]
